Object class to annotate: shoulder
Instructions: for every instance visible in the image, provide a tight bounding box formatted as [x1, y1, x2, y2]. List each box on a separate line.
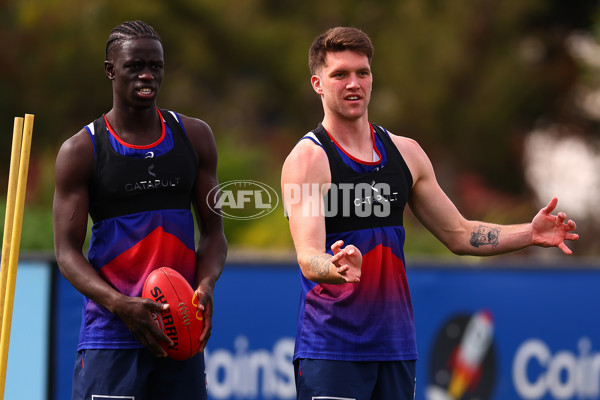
[282, 136, 330, 186]
[386, 131, 425, 157]
[286, 136, 328, 164]
[385, 130, 434, 180]
[176, 113, 217, 162]
[57, 128, 94, 164]
[177, 113, 214, 141]
[55, 128, 94, 184]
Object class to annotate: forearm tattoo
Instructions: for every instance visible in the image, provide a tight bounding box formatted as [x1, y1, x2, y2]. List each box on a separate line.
[308, 254, 332, 277]
[470, 225, 500, 248]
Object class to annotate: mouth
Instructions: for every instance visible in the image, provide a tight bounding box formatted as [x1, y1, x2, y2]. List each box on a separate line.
[136, 87, 156, 98]
[345, 95, 361, 101]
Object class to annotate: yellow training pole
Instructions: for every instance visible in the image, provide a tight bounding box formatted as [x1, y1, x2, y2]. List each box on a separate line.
[0, 117, 23, 338]
[0, 114, 33, 400]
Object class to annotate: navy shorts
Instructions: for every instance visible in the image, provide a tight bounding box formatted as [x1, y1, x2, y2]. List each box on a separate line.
[72, 349, 207, 400]
[294, 358, 416, 400]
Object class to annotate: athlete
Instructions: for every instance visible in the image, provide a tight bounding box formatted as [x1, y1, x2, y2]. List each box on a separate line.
[281, 26, 579, 399]
[53, 21, 227, 400]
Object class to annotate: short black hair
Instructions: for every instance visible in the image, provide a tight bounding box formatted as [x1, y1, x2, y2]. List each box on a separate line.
[105, 20, 162, 60]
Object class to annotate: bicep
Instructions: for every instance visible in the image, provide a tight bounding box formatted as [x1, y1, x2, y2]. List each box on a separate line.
[281, 142, 330, 261]
[399, 137, 469, 247]
[53, 132, 93, 257]
[193, 166, 222, 235]
[408, 172, 466, 241]
[182, 116, 222, 233]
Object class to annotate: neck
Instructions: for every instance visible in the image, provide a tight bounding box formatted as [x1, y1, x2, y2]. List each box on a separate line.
[322, 115, 371, 148]
[109, 100, 158, 123]
[105, 105, 161, 145]
[321, 116, 375, 161]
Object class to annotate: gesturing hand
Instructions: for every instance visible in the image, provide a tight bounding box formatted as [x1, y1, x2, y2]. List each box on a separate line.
[532, 197, 579, 255]
[330, 240, 363, 283]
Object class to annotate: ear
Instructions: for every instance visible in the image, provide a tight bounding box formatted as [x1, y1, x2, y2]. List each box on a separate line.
[105, 61, 115, 80]
[311, 75, 323, 95]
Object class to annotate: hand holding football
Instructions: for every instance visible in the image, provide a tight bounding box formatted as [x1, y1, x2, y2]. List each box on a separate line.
[142, 267, 204, 360]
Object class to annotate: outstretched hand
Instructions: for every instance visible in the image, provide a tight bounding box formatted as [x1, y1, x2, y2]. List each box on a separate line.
[532, 197, 578, 255]
[331, 240, 363, 283]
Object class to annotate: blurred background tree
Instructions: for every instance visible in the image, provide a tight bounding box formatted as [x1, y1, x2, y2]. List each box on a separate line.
[1, 0, 598, 257]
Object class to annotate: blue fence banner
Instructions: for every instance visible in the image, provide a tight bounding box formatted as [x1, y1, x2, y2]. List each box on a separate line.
[4, 260, 51, 400]
[411, 265, 600, 400]
[6, 258, 600, 400]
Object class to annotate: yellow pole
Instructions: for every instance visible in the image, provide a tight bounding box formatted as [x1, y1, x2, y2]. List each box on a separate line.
[0, 117, 23, 334]
[0, 114, 33, 400]
[0, 117, 23, 337]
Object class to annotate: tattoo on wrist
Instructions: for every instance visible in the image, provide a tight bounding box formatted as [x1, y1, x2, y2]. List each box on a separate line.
[308, 254, 331, 277]
[470, 225, 500, 248]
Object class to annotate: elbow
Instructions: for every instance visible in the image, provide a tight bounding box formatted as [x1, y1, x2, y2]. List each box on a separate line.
[54, 251, 74, 283]
[296, 255, 311, 280]
[439, 224, 472, 256]
[297, 254, 322, 282]
[444, 238, 469, 256]
[53, 241, 81, 281]
[220, 234, 229, 259]
[450, 246, 469, 256]
[54, 246, 68, 274]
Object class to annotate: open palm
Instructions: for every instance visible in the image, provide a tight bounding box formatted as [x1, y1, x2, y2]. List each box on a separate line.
[532, 198, 578, 255]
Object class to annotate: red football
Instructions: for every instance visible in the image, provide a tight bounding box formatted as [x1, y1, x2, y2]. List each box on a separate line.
[142, 267, 204, 360]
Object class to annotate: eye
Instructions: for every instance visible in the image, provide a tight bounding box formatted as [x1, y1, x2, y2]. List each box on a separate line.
[127, 62, 143, 72]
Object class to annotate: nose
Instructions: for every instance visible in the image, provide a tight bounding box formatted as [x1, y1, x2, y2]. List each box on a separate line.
[138, 68, 155, 80]
[346, 74, 360, 89]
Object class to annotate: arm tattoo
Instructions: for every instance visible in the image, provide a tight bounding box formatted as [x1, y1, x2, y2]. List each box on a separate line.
[308, 254, 332, 277]
[470, 225, 500, 248]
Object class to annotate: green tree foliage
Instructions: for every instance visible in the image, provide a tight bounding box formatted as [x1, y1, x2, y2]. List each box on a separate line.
[0, 0, 598, 254]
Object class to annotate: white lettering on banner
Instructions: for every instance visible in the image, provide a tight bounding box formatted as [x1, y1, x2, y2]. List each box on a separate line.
[205, 336, 296, 399]
[513, 338, 600, 399]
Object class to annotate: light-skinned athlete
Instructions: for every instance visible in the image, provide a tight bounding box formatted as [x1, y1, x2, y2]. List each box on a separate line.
[281, 26, 578, 399]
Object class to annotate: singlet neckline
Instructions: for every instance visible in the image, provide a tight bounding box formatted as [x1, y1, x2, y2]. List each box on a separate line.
[104, 108, 166, 150]
[324, 123, 382, 166]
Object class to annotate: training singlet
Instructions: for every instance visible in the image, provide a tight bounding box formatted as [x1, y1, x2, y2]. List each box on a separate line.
[79, 109, 198, 350]
[294, 123, 417, 362]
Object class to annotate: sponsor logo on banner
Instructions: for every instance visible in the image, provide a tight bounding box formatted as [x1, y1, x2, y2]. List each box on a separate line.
[513, 337, 600, 399]
[205, 336, 295, 399]
[426, 310, 497, 400]
[425, 311, 600, 400]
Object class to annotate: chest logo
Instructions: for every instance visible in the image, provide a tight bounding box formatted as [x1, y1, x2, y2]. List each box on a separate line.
[123, 163, 182, 192]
